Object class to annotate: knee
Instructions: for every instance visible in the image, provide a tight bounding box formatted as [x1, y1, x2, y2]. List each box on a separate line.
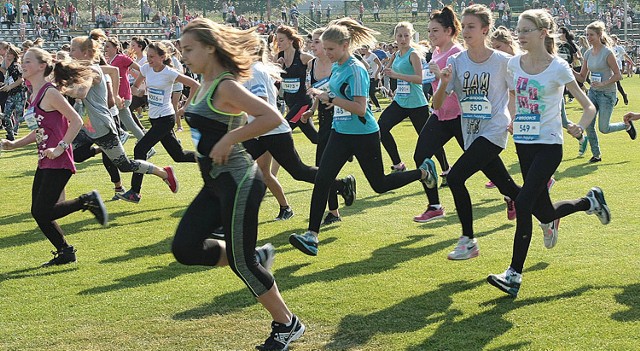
[446, 169, 464, 189]
[171, 238, 196, 265]
[31, 205, 49, 223]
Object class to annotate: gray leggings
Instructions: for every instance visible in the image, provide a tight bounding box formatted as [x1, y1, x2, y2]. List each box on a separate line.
[93, 132, 155, 174]
[118, 99, 146, 140]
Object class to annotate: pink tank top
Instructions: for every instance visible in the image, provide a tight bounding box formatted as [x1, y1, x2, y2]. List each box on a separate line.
[28, 82, 76, 172]
[431, 44, 464, 121]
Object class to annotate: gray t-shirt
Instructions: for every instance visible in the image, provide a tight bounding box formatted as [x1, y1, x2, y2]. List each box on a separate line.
[585, 46, 616, 93]
[445, 50, 511, 150]
[75, 65, 118, 139]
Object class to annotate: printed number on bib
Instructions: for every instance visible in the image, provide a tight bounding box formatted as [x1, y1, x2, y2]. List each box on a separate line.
[334, 105, 351, 120]
[513, 113, 541, 141]
[24, 107, 39, 131]
[282, 78, 301, 94]
[461, 94, 492, 119]
[312, 77, 330, 91]
[396, 80, 411, 95]
[148, 87, 165, 106]
[422, 62, 436, 84]
[591, 72, 602, 83]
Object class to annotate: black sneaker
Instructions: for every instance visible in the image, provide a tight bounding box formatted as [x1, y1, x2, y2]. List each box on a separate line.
[211, 226, 225, 240]
[42, 246, 77, 267]
[589, 156, 602, 163]
[256, 314, 306, 351]
[627, 120, 637, 140]
[623, 93, 629, 105]
[321, 212, 342, 226]
[112, 186, 126, 201]
[440, 175, 448, 188]
[82, 190, 108, 226]
[275, 206, 294, 221]
[340, 175, 356, 206]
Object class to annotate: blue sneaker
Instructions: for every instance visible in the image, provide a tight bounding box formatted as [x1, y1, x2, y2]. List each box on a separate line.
[578, 135, 588, 157]
[289, 231, 318, 256]
[487, 267, 522, 297]
[419, 158, 438, 189]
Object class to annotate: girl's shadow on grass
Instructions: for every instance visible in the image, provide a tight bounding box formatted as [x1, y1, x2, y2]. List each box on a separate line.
[611, 283, 640, 322]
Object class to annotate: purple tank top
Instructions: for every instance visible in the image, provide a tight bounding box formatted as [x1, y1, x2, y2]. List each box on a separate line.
[28, 82, 76, 172]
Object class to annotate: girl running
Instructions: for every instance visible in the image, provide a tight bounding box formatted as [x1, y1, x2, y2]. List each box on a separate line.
[0, 44, 25, 141]
[289, 18, 433, 257]
[487, 10, 610, 297]
[103, 35, 147, 142]
[174, 18, 305, 350]
[162, 40, 186, 132]
[359, 44, 382, 112]
[121, 41, 199, 203]
[69, 30, 179, 199]
[412, 6, 465, 223]
[575, 21, 635, 164]
[430, 4, 521, 260]
[276, 25, 318, 144]
[1, 48, 108, 266]
[128, 36, 150, 121]
[378, 22, 430, 173]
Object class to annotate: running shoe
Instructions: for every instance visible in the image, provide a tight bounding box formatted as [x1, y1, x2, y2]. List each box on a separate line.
[116, 189, 142, 204]
[623, 93, 629, 106]
[163, 166, 179, 193]
[391, 162, 407, 173]
[485, 181, 496, 189]
[211, 226, 225, 240]
[321, 212, 342, 226]
[419, 158, 438, 189]
[487, 267, 522, 297]
[82, 190, 108, 226]
[341, 175, 356, 206]
[256, 314, 306, 351]
[589, 156, 602, 163]
[540, 218, 560, 249]
[586, 186, 611, 225]
[112, 186, 127, 201]
[413, 206, 445, 223]
[627, 120, 636, 140]
[119, 131, 130, 145]
[255, 243, 276, 272]
[578, 135, 589, 157]
[447, 236, 479, 260]
[147, 147, 156, 160]
[289, 231, 319, 256]
[275, 206, 294, 221]
[41, 246, 77, 267]
[505, 196, 516, 221]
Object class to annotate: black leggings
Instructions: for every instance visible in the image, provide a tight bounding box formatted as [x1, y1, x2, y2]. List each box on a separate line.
[73, 139, 120, 184]
[369, 78, 380, 108]
[31, 168, 85, 251]
[315, 107, 334, 166]
[309, 131, 421, 233]
[378, 101, 429, 165]
[285, 103, 318, 144]
[510, 143, 590, 273]
[616, 80, 627, 97]
[447, 137, 520, 239]
[172, 159, 274, 297]
[414, 114, 464, 206]
[131, 114, 196, 193]
[243, 132, 342, 211]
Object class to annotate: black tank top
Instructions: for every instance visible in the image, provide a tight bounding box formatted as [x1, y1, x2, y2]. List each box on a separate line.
[279, 50, 311, 106]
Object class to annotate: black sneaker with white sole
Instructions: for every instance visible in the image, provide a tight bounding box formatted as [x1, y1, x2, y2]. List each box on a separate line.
[321, 212, 342, 226]
[256, 314, 306, 351]
[586, 186, 611, 225]
[42, 246, 77, 267]
[82, 190, 108, 226]
[340, 175, 356, 206]
[275, 206, 294, 221]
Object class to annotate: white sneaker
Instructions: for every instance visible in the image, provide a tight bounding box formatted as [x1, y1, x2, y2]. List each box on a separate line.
[256, 243, 276, 272]
[585, 186, 611, 224]
[487, 267, 522, 297]
[539, 218, 560, 249]
[447, 236, 479, 260]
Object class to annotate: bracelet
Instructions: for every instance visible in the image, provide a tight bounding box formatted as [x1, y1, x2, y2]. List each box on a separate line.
[58, 140, 70, 150]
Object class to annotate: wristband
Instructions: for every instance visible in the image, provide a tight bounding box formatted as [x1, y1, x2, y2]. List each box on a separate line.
[58, 140, 70, 150]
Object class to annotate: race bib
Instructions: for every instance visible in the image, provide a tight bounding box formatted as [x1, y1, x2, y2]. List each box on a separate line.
[148, 87, 165, 106]
[312, 77, 330, 91]
[24, 106, 39, 131]
[396, 80, 410, 95]
[461, 94, 492, 119]
[282, 78, 301, 94]
[333, 105, 351, 120]
[513, 113, 541, 141]
[591, 72, 602, 83]
[422, 61, 436, 84]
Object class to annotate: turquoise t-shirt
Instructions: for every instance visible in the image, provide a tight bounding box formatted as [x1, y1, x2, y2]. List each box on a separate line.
[392, 47, 428, 108]
[329, 56, 379, 135]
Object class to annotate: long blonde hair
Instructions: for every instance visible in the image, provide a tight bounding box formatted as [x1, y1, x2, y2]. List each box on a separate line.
[491, 26, 520, 55]
[71, 29, 107, 63]
[321, 17, 379, 52]
[519, 9, 557, 54]
[586, 21, 613, 47]
[182, 18, 260, 81]
[393, 21, 426, 56]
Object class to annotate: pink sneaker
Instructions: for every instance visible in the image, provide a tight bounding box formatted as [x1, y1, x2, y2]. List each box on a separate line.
[504, 196, 516, 220]
[485, 181, 496, 189]
[413, 206, 445, 223]
[163, 166, 179, 193]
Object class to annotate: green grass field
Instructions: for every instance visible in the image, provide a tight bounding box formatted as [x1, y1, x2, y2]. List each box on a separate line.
[1, 79, 640, 350]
